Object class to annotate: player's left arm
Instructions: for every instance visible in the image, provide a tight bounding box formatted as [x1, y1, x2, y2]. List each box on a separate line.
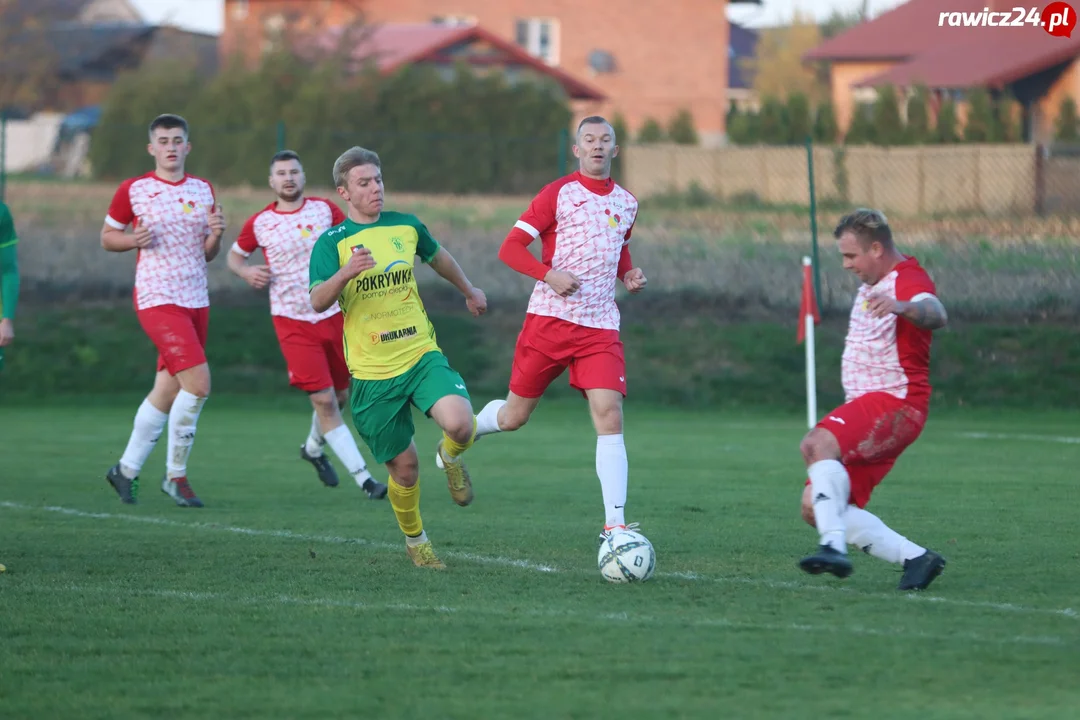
[898, 294, 948, 330]
[204, 185, 226, 261]
[618, 219, 646, 293]
[0, 203, 19, 347]
[417, 219, 486, 317]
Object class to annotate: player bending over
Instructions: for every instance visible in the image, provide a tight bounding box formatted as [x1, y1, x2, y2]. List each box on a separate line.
[465, 116, 648, 544]
[798, 208, 948, 591]
[101, 114, 225, 508]
[308, 147, 487, 569]
[228, 150, 386, 499]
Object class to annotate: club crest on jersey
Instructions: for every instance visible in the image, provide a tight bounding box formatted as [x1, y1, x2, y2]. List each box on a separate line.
[604, 208, 621, 228]
[178, 199, 197, 214]
[298, 223, 317, 238]
[390, 236, 405, 253]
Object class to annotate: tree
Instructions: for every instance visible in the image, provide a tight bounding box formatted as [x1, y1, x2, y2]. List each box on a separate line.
[0, 1, 64, 112]
[845, 104, 875, 144]
[905, 86, 931, 144]
[637, 117, 665, 143]
[993, 91, 1020, 142]
[727, 104, 758, 145]
[813, 100, 838, 143]
[667, 108, 698, 145]
[741, 10, 827, 106]
[757, 96, 789, 144]
[872, 84, 904, 145]
[786, 92, 811, 144]
[1055, 96, 1079, 141]
[963, 87, 994, 142]
[935, 97, 959, 143]
[610, 112, 629, 181]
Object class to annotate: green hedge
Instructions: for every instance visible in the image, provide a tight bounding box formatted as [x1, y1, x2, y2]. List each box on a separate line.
[89, 53, 573, 193]
[3, 299, 1079, 411]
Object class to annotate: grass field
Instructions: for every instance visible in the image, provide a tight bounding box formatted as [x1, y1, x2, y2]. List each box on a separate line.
[2, 397, 1078, 719]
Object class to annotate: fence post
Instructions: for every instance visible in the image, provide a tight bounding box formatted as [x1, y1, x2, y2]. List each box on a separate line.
[805, 135, 822, 312]
[276, 120, 287, 152]
[0, 111, 6, 203]
[558, 127, 569, 175]
[1034, 142, 1046, 216]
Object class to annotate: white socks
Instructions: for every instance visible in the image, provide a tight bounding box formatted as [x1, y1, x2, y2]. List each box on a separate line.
[596, 433, 628, 527]
[119, 398, 169, 479]
[807, 459, 850, 553]
[166, 390, 207, 479]
[304, 411, 326, 457]
[474, 399, 506, 438]
[846, 506, 926, 564]
[323, 424, 373, 485]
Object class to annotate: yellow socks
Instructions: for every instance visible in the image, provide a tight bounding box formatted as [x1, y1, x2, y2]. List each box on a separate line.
[388, 476, 422, 538]
[441, 418, 477, 462]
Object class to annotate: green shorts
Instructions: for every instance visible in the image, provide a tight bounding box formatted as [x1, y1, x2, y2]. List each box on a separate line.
[349, 351, 471, 464]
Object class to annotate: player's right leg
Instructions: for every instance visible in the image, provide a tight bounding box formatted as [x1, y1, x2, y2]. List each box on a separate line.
[105, 368, 176, 504]
[350, 373, 443, 568]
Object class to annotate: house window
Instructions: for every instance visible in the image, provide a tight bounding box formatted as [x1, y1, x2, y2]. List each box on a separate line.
[232, 0, 249, 20]
[514, 18, 560, 65]
[433, 15, 477, 26]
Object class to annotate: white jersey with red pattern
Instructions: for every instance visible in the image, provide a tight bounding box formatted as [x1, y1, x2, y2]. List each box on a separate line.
[842, 256, 937, 409]
[233, 197, 345, 322]
[105, 172, 216, 310]
[514, 171, 638, 331]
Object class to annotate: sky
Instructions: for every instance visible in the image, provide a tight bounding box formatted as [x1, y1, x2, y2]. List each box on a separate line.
[128, 0, 912, 34]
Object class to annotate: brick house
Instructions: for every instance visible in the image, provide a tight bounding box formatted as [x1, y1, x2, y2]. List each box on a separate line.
[221, 0, 761, 146]
[804, 0, 1080, 144]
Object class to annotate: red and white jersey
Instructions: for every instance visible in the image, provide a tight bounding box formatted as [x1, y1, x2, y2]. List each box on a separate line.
[514, 171, 637, 330]
[842, 257, 937, 409]
[233, 198, 345, 322]
[105, 172, 216, 310]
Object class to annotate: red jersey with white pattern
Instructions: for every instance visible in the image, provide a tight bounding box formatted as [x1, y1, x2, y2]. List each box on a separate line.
[842, 256, 937, 410]
[233, 197, 346, 322]
[513, 171, 638, 331]
[105, 172, 216, 310]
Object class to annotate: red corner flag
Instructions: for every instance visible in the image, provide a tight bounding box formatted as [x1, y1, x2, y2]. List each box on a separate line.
[797, 257, 820, 344]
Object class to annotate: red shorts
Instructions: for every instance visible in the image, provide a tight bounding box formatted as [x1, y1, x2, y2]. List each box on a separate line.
[137, 304, 209, 376]
[272, 314, 351, 393]
[811, 392, 927, 508]
[509, 313, 626, 398]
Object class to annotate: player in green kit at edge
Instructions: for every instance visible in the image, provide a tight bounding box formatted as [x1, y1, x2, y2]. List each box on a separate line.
[0, 200, 21, 574]
[309, 147, 488, 569]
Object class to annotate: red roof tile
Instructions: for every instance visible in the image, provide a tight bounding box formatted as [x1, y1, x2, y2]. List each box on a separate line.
[315, 23, 606, 100]
[804, 0, 1080, 88]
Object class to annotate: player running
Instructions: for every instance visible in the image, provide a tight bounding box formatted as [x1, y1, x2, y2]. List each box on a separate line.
[228, 150, 386, 499]
[466, 116, 648, 544]
[100, 114, 225, 508]
[0, 200, 19, 375]
[308, 146, 487, 569]
[797, 208, 948, 591]
[1, 199, 19, 574]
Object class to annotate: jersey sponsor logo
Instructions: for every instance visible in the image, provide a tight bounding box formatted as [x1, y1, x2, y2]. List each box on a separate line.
[355, 266, 413, 300]
[369, 325, 418, 345]
[363, 306, 411, 322]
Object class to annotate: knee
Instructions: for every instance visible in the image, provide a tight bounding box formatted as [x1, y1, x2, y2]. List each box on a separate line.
[388, 455, 419, 486]
[310, 389, 337, 414]
[336, 389, 349, 409]
[592, 405, 623, 435]
[179, 366, 211, 398]
[444, 413, 475, 445]
[500, 405, 529, 432]
[800, 429, 839, 465]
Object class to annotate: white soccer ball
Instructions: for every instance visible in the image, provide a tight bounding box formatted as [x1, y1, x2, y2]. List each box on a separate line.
[598, 530, 656, 583]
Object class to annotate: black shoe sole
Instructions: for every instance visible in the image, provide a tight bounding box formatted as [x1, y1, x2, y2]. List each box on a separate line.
[898, 558, 946, 591]
[799, 556, 854, 579]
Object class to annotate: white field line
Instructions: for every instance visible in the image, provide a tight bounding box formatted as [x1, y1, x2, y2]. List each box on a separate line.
[8, 583, 1070, 648]
[2, 501, 1077, 623]
[957, 432, 1080, 445]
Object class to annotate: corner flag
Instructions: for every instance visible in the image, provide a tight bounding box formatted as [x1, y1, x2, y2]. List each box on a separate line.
[798, 257, 820, 428]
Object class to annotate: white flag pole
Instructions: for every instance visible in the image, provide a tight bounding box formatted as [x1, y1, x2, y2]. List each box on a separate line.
[803, 256, 817, 429]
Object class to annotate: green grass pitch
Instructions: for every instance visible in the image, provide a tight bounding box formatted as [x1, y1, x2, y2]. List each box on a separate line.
[1, 398, 1078, 718]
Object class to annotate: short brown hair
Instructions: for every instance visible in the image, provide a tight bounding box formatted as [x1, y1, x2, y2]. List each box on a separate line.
[148, 113, 188, 140]
[834, 208, 893, 249]
[576, 115, 615, 143]
[270, 149, 301, 172]
[333, 146, 381, 188]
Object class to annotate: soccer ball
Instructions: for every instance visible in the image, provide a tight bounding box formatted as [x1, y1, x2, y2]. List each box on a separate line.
[597, 529, 656, 583]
